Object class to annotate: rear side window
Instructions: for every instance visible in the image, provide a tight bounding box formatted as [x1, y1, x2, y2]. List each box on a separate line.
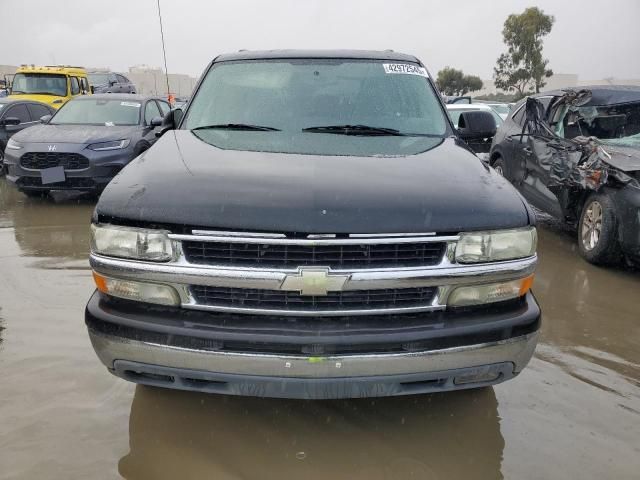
[116, 74, 128, 84]
[27, 103, 51, 120]
[144, 101, 161, 124]
[70, 77, 81, 95]
[5, 104, 31, 123]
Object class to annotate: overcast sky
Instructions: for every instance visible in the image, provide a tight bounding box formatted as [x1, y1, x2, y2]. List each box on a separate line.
[3, 0, 640, 80]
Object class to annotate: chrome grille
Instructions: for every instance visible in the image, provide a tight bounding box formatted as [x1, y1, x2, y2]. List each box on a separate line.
[20, 152, 90, 170]
[182, 240, 446, 269]
[190, 285, 438, 312]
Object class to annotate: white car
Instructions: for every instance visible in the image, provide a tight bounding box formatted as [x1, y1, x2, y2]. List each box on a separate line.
[446, 103, 504, 128]
[446, 104, 503, 162]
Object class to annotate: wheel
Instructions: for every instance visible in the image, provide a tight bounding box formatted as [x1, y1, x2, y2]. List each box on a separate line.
[492, 156, 506, 177]
[577, 193, 621, 265]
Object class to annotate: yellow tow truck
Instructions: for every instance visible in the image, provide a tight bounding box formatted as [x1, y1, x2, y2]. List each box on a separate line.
[9, 65, 91, 108]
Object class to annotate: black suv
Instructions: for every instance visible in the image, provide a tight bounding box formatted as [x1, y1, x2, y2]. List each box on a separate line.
[86, 50, 540, 399]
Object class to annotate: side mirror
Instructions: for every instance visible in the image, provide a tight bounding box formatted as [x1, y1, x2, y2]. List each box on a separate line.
[109, 80, 117, 86]
[156, 108, 183, 137]
[2, 117, 21, 126]
[150, 116, 163, 127]
[40, 114, 52, 124]
[457, 111, 497, 140]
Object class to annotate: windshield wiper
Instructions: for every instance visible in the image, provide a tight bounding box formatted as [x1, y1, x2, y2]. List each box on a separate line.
[302, 124, 406, 136]
[192, 123, 280, 132]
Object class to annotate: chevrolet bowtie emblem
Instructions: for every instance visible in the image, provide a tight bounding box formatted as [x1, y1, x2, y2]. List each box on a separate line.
[280, 268, 351, 296]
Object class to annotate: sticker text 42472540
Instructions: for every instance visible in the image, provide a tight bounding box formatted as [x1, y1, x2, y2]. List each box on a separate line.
[383, 63, 429, 78]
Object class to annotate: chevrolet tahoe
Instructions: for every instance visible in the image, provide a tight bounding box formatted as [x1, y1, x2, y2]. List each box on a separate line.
[85, 50, 540, 399]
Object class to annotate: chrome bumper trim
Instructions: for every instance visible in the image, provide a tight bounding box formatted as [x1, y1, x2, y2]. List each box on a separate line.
[89, 329, 538, 378]
[90, 254, 537, 292]
[90, 253, 536, 316]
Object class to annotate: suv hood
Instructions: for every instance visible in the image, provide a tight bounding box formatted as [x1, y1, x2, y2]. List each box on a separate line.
[13, 124, 137, 145]
[96, 131, 531, 233]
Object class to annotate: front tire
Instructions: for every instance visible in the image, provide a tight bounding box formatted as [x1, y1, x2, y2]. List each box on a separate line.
[578, 193, 621, 265]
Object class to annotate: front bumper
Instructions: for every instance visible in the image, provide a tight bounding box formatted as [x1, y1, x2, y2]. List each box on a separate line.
[86, 291, 541, 399]
[4, 143, 135, 192]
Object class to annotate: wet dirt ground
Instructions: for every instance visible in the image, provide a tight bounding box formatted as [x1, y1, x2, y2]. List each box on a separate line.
[0, 177, 638, 479]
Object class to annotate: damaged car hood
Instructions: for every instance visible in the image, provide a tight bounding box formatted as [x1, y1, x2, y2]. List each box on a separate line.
[95, 131, 532, 233]
[598, 144, 640, 172]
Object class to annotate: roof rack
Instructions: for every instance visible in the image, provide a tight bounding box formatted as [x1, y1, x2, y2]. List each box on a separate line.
[44, 65, 85, 69]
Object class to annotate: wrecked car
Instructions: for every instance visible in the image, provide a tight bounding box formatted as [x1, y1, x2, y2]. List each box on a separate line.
[490, 86, 640, 265]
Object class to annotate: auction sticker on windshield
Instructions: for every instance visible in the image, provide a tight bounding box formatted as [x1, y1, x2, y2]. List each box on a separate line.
[383, 63, 428, 77]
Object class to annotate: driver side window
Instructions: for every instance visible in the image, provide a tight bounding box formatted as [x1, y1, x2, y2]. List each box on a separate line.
[5, 104, 31, 124]
[144, 101, 161, 125]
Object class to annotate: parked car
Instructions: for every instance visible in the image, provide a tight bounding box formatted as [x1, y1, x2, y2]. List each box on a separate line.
[0, 79, 8, 98]
[88, 72, 137, 94]
[447, 103, 503, 161]
[9, 65, 91, 108]
[173, 96, 189, 109]
[86, 50, 540, 399]
[4, 94, 170, 196]
[0, 98, 54, 174]
[447, 103, 504, 129]
[490, 86, 640, 265]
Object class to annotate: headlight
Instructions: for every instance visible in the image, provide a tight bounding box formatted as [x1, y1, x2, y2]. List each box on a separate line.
[93, 272, 179, 306]
[448, 275, 534, 307]
[6, 138, 22, 150]
[455, 227, 537, 263]
[91, 224, 173, 261]
[87, 139, 130, 151]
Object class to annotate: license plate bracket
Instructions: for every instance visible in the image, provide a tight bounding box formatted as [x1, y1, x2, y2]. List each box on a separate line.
[40, 166, 66, 184]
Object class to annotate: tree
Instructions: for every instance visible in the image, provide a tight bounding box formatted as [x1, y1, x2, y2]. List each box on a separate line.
[494, 7, 554, 98]
[436, 67, 484, 96]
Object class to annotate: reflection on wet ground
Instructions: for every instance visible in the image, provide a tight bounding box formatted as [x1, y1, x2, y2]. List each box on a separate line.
[121, 386, 503, 479]
[0, 178, 639, 479]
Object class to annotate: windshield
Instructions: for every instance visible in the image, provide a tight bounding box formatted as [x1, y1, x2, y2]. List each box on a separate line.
[11, 73, 67, 96]
[184, 60, 449, 156]
[88, 73, 110, 86]
[51, 98, 141, 125]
